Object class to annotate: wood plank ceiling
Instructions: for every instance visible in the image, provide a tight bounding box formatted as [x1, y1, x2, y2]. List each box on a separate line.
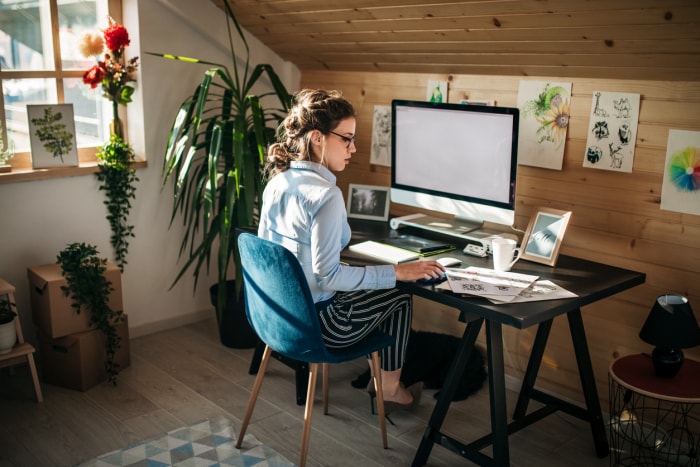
[209, 0, 700, 82]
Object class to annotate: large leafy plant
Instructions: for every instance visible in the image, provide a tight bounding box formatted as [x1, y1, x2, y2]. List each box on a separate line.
[148, 0, 291, 323]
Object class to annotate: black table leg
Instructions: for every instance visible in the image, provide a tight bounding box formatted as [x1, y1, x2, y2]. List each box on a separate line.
[486, 319, 510, 466]
[513, 319, 553, 420]
[568, 308, 609, 458]
[248, 339, 265, 374]
[411, 318, 484, 467]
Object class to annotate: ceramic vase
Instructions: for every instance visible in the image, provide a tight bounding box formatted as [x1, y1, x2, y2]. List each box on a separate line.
[0, 319, 16, 354]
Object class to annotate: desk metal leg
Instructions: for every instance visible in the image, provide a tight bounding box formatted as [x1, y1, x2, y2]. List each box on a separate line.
[513, 319, 553, 420]
[568, 308, 609, 458]
[411, 318, 484, 467]
[486, 320, 510, 466]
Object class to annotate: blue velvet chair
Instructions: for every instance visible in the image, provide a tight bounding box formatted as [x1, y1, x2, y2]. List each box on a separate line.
[235, 233, 393, 466]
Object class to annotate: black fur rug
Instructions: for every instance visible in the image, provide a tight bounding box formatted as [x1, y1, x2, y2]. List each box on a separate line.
[351, 330, 487, 401]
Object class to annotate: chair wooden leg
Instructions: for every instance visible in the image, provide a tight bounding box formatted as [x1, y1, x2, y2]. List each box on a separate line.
[300, 362, 318, 467]
[370, 351, 388, 449]
[322, 363, 329, 415]
[236, 345, 273, 449]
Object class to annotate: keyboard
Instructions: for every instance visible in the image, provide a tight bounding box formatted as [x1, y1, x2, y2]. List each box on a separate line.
[348, 240, 420, 264]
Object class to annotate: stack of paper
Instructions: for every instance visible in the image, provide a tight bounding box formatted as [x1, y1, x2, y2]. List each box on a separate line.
[442, 267, 577, 303]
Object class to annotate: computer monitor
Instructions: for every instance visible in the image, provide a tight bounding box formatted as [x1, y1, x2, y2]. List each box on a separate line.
[391, 99, 519, 232]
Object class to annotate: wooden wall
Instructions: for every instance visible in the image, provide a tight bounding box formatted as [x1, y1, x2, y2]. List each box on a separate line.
[301, 70, 700, 408]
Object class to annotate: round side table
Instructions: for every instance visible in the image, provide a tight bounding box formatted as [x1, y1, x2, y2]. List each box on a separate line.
[608, 354, 700, 466]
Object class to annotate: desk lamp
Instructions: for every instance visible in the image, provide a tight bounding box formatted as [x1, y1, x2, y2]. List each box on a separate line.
[639, 294, 700, 378]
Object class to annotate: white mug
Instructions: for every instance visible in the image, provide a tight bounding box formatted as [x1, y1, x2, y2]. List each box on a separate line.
[491, 237, 521, 272]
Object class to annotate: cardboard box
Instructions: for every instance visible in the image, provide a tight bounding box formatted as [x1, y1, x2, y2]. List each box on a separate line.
[37, 315, 130, 391]
[27, 263, 123, 338]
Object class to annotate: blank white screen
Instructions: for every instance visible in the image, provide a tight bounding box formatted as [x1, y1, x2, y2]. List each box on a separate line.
[394, 105, 514, 206]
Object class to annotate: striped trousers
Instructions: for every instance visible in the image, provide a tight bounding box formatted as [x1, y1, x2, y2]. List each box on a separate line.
[316, 288, 412, 371]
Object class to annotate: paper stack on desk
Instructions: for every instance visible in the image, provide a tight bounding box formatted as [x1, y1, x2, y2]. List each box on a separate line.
[442, 267, 577, 303]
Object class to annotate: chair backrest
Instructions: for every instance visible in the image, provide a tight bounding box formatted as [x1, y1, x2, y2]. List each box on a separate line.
[238, 233, 330, 362]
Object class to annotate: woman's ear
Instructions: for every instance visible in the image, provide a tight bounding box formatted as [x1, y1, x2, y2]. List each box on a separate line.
[310, 129, 323, 146]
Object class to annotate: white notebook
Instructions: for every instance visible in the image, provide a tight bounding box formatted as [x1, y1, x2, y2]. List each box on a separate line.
[348, 240, 420, 264]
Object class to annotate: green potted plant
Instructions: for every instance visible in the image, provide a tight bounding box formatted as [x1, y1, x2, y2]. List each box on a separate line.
[0, 298, 17, 354]
[0, 120, 14, 173]
[95, 135, 139, 272]
[57, 242, 125, 384]
[148, 0, 291, 347]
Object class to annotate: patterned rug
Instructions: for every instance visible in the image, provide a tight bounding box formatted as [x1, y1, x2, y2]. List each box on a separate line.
[79, 416, 296, 466]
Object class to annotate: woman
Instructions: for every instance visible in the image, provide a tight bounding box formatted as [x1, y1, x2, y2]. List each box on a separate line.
[258, 89, 446, 411]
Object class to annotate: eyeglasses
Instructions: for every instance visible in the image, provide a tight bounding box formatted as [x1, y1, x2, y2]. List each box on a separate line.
[328, 131, 356, 148]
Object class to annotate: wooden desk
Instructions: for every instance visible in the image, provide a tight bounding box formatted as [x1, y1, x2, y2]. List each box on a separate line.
[345, 220, 646, 466]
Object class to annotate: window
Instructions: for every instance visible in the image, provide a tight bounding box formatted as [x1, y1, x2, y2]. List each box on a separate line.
[0, 0, 121, 172]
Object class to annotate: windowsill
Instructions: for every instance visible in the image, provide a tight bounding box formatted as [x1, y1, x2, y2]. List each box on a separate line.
[0, 159, 148, 184]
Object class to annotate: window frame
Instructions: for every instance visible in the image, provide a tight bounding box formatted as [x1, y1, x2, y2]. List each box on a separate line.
[0, 0, 131, 181]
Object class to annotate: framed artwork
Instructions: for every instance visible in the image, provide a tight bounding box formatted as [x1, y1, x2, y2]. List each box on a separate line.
[582, 91, 640, 173]
[660, 129, 700, 216]
[426, 80, 448, 103]
[520, 207, 572, 266]
[346, 184, 390, 221]
[27, 103, 79, 168]
[369, 105, 391, 167]
[517, 80, 572, 170]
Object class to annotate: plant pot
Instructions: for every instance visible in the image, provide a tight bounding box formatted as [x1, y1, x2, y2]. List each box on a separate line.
[209, 281, 258, 349]
[0, 319, 17, 354]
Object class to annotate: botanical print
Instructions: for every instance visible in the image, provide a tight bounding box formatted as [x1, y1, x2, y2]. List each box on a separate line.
[583, 91, 640, 173]
[370, 105, 391, 167]
[517, 80, 572, 170]
[660, 129, 700, 216]
[426, 80, 448, 103]
[27, 103, 79, 168]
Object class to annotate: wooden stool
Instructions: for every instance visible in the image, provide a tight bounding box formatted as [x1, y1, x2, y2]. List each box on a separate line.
[0, 278, 42, 402]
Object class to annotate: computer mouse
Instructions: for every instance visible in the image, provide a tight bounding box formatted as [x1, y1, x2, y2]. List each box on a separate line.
[418, 271, 447, 285]
[437, 257, 462, 267]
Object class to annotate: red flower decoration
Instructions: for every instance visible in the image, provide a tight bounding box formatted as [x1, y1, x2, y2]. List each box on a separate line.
[104, 23, 130, 52]
[83, 65, 105, 89]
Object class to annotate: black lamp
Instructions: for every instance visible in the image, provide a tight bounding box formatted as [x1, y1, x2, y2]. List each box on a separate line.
[639, 294, 700, 378]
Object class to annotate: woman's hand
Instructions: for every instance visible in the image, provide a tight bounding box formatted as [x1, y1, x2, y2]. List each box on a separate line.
[394, 260, 446, 282]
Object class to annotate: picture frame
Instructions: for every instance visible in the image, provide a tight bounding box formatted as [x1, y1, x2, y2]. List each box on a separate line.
[27, 103, 79, 168]
[520, 207, 572, 266]
[346, 184, 390, 221]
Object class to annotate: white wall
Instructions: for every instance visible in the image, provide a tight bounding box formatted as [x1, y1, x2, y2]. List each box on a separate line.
[0, 0, 300, 342]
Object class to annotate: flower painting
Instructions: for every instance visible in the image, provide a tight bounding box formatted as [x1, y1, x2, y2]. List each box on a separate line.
[660, 129, 700, 216]
[517, 81, 572, 170]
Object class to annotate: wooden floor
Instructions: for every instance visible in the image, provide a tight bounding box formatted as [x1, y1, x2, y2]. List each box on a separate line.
[0, 318, 611, 466]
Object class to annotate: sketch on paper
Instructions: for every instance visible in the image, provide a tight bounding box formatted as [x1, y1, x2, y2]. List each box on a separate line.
[660, 129, 700, 216]
[27, 103, 79, 169]
[517, 81, 572, 170]
[370, 105, 391, 167]
[426, 80, 448, 103]
[583, 91, 640, 173]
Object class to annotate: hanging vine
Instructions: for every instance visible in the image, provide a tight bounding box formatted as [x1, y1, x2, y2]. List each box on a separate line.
[57, 242, 125, 385]
[95, 135, 138, 272]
